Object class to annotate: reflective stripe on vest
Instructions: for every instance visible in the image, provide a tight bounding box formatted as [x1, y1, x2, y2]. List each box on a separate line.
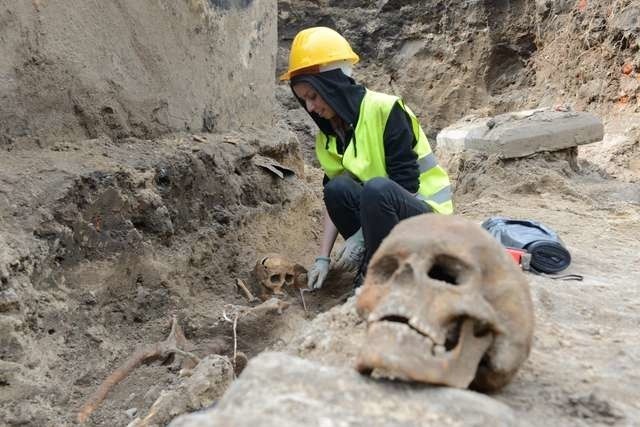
[416, 185, 452, 205]
[315, 90, 453, 214]
[418, 152, 438, 173]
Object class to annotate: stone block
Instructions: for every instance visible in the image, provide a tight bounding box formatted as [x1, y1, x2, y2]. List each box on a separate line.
[436, 109, 604, 159]
[169, 352, 521, 427]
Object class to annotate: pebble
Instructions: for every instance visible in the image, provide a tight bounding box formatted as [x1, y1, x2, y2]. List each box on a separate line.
[0, 289, 20, 312]
[125, 408, 138, 418]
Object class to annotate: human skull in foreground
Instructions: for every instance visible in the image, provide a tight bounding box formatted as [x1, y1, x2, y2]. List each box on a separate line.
[252, 254, 307, 301]
[356, 215, 534, 391]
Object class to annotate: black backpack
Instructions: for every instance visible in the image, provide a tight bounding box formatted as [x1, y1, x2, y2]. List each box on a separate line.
[481, 217, 571, 274]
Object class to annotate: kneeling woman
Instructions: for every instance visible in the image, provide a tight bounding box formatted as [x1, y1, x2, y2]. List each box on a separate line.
[281, 27, 454, 290]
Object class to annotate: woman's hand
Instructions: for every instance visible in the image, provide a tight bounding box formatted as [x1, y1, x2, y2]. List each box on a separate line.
[335, 228, 365, 271]
[307, 256, 331, 290]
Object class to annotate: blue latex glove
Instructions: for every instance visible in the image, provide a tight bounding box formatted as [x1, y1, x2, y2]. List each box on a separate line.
[308, 256, 331, 290]
[335, 228, 365, 271]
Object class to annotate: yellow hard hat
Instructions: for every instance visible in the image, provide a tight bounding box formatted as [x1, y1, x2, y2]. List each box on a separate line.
[280, 27, 359, 81]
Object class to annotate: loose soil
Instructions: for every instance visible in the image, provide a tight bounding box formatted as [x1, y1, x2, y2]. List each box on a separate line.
[2, 0, 640, 426]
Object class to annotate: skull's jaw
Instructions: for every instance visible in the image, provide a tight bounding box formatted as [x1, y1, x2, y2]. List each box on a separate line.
[356, 318, 493, 388]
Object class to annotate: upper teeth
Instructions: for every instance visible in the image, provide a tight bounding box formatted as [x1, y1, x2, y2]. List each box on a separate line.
[409, 316, 444, 345]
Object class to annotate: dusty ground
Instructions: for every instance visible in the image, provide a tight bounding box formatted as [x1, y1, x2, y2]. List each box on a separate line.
[281, 123, 640, 426]
[452, 126, 640, 425]
[0, 129, 338, 426]
[1, 0, 640, 426]
[2, 115, 637, 427]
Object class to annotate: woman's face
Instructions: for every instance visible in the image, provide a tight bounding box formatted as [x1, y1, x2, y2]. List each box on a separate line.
[292, 82, 336, 120]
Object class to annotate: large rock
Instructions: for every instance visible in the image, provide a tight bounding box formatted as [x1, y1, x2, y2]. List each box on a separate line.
[169, 352, 521, 427]
[0, 0, 276, 145]
[436, 109, 604, 159]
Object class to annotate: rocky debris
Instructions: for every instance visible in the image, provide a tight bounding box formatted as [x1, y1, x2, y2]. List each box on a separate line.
[564, 392, 625, 425]
[169, 352, 520, 427]
[128, 355, 234, 427]
[133, 189, 175, 236]
[282, 296, 366, 367]
[611, 6, 640, 36]
[0, 128, 313, 426]
[535, 0, 575, 17]
[436, 109, 604, 159]
[0, 288, 20, 312]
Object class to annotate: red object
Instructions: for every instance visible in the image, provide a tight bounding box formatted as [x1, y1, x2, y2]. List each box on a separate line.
[506, 247, 531, 270]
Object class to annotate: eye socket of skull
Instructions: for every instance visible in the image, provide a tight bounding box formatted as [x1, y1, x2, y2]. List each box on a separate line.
[368, 255, 400, 283]
[269, 274, 282, 284]
[356, 215, 534, 392]
[284, 273, 294, 285]
[427, 254, 470, 285]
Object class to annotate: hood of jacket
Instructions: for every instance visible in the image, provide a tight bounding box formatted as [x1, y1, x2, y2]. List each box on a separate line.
[290, 69, 366, 137]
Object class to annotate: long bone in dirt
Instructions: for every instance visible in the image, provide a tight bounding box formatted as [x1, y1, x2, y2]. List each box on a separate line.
[76, 316, 199, 423]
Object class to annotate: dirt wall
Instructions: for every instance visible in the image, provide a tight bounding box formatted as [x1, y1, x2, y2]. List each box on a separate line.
[0, 0, 276, 146]
[278, 0, 537, 138]
[0, 129, 316, 426]
[278, 0, 640, 138]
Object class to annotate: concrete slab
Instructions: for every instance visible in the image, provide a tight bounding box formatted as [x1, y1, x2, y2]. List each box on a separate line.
[436, 109, 604, 158]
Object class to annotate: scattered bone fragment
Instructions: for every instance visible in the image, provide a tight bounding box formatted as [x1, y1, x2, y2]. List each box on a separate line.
[78, 296, 290, 423]
[356, 214, 534, 391]
[235, 278, 258, 303]
[77, 316, 199, 423]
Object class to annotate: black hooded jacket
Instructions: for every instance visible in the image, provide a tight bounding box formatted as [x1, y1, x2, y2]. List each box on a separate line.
[291, 69, 420, 193]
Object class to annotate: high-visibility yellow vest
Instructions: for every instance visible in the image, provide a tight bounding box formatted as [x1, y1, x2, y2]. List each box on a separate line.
[315, 89, 454, 214]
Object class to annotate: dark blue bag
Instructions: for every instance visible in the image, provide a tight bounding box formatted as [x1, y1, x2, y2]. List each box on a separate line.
[481, 217, 571, 274]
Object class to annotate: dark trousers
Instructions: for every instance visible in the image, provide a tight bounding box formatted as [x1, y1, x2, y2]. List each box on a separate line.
[324, 175, 432, 272]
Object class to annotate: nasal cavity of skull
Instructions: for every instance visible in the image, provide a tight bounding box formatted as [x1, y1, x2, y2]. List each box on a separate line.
[444, 317, 491, 351]
[445, 318, 463, 351]
[428, 255, 464, 285]
[284, 274, 294, 284]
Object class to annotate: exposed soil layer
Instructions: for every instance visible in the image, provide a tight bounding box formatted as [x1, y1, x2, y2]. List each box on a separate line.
[0, 0, 276, 146]
[1, 0, 640, 426]
[279, 136, 640, 426]
[0, 130, 354, 426]
[278, 0, 640, 139]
